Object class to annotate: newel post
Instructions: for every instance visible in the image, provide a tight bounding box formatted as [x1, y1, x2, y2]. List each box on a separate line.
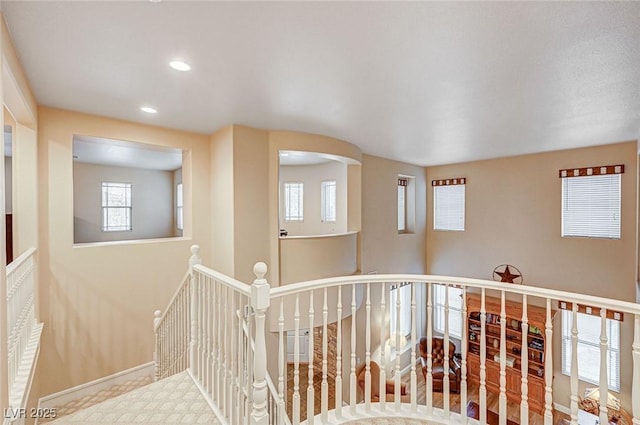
[189, 245, 201, 372]
[251, 262, 270, 425]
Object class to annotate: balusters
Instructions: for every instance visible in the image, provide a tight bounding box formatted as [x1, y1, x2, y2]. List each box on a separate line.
[499, 291, 507, 425]
[426, 282, 433, 415]
[379, 282, 387, 414]
[461, 287, 468, 425]
[599, 308, 609, 425]
[394, 283, 401, 412]
[632, 314, 639, 425]
[278, 298, 285, 424]
[520, 295, 529, 425]
[479, 288, 487, 425]
[293, 294, 301, 425]
[444, 284, 451, 418]
[350, 283, 357, 415]
[321, 288, 329, 423]
[544, 298, 553, 425]
[336, 285, 343, 419]
[365, 282, 372, 412]
[570, 303, 579, 425]
[410, 282, 417, 412]
[307, 290, 314, 424]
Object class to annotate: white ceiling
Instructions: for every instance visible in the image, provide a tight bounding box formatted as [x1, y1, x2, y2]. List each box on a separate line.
[2, 1, 639, 166]
[73, 135, 182, 171]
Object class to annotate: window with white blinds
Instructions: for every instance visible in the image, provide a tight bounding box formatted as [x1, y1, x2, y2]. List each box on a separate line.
[284, 182, 304, 222]
[321, 180, 336, 222]
[433, 285, 463, 339]
[561, 174, 621, 239]
[398, 178, 407, 232]
[561, 310, 620, 391]
[434, 183, 465, 231]
[176, 183, 183, 230]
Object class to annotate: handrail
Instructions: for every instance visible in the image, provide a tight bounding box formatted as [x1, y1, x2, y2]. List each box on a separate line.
[271, 273, 640, 314]
[192, 263, 251, 296]
[5, 247, 36, 277]
[154, 271, 190, 331]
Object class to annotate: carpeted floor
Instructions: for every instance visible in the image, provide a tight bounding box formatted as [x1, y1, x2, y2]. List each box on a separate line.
[46, 372, 220, 425]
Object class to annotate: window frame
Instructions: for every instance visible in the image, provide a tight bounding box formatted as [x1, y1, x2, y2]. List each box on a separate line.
[101, 181, 132, 232]
[176, 183, 184, 231]
[433, 284, 463, 339]
[283, 182, 304, 222]
[561, 310, 620, 392]
[559, 165, 623, 239]
[433, 178, 466, 231]
[398, 178, 407, 233]
[320, 180, 337, 223]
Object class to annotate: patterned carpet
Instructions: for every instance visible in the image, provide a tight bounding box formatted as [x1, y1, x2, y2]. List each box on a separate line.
[47, 372, 221, 425]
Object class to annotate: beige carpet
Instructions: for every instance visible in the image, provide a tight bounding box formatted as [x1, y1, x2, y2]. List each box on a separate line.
[47, 372, 221, 425]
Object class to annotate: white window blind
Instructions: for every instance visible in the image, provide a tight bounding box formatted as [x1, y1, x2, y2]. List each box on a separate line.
[398, 179, 407, 232]
[561, 310, 620, 391]
[561, 174, 621, 239]
[434, 184, 465, 231]
[176, 183, 184, 230]
[284, 182, 304, 222]
[389, 283, 412, 336]
[433, 285, 463, 339]
[562, 174, 621, 239]
[321, 180, 336, 222]
[102, 182, 132, 232]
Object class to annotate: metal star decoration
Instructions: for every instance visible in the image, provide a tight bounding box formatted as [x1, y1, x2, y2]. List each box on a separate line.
[493, 264, 522, 284]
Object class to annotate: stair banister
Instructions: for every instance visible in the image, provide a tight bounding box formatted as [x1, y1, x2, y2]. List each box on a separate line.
[189, 245, 201, 379]
[250, 262, 270, 425]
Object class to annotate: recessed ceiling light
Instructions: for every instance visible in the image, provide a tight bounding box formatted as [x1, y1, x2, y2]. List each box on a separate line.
[169, 60, 191, 72]
[140, 106, 157, 114]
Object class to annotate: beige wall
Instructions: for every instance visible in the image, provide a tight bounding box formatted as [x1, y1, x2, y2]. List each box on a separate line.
[426, 141, 637, 408]
[426, 141, 637, 300]
[210, 126, 235, 275]
[361, 154, 427, 274]
[279, 161, 348, 236]
[73, 163, 175, 243]
[37, 107, 211, 396]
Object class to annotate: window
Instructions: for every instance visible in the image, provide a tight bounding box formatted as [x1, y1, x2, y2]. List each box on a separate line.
[560, 165, 623, 239]
[561, 310, 620, 391]
[284, 182, 304, 222]
[433, 285, 463, 339]
[398, 178, 407, 232]
[389, 283, 412, 337]
[176, 183, 184, 230]
[433, 178, 465, 231]
[102, 182, 132, 232]
[321, 180, 336, 222]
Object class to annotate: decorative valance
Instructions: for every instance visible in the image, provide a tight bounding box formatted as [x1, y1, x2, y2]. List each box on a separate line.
[558, 165, 624, 178]
[431, 177, 466, 186]
[558, 301, 623, 321]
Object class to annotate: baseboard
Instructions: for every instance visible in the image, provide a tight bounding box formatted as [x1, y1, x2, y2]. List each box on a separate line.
[37, 361, 155, 411]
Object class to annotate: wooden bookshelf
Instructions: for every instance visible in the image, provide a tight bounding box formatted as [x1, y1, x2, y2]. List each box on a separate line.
[466, 293, 556, 415]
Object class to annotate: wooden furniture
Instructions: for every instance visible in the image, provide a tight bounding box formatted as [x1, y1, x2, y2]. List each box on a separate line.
[466, 400, 519, 425]
[418, 336, 462, 393]
[466, 293, 555, 415]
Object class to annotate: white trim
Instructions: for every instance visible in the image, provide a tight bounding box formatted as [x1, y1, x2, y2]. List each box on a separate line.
[10, 323, 44, 409]
[36, 362, 155, 413]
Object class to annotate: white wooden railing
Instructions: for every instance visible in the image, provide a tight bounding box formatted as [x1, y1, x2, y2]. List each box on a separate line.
[155, 245, 640, 425]
[6, 247, 43, 415]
